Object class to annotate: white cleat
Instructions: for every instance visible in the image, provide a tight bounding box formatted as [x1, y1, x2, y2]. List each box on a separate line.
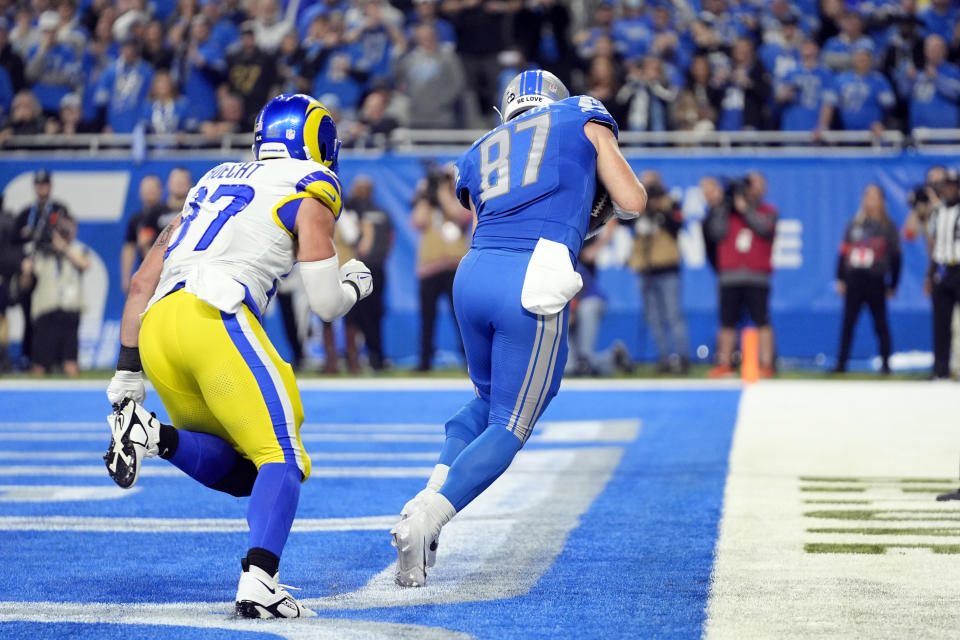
[400, 489, 440, 568]
[235, 565, 316, 619]
[390, 510, 437, 587]
[103, 398, 160, 489]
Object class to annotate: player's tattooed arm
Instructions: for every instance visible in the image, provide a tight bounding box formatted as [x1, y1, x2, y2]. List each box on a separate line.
[152, 215, 182, 249]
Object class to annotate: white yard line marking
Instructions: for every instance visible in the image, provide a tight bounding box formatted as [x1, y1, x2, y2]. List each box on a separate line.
[0, 377, 742, 391]
[0, 515, 399, 532]
[0, 601, 474, 640]
[0, 485, 139, 502]
[705, 381, 960, 640]
[0, 465, 434, 478]
[0, 450, 440, 462]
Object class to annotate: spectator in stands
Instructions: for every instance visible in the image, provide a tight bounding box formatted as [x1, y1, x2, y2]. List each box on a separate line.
[822, 9, 871, 71]
[9, 7, 36, 58]
[14, 169, 72, 369]
[703, 173, 778, 378]
[25, 10, 81, 114]
[174, 15, 225, 125]
[95, 37, 153, 133]
[201, 0, 239, 53]
[920, 0, 956, 43]
[818, 44, 894, 135]
[406, 0, 456, 49]
[250, 0, 296, 54]
[346, 85, 399, 148]
[120, 174, 164, 293]
[443, 0, 517, 127]
[612, 0, 652, 61]
[344, 175, 393, 371]
[304, 14, 365, 114]
[679, 54, 720, 130]
[897, 34, 960, 130]
[573, 0, 614, 61]
[0, 89, 44, 143]
[142, 20, 173, 71]
[717, 37, 772, 131]
[586, 54, 621, 119]
[834, 183, 900, 374]
[513, 0, 572, 83]
[199, 90, 243, 138]
[777, 39, 833, 131]
[44, 91, 88, 134]
[882, 14, 925, 130]
[226, 21, 277, 131]
[411, 162, 469, 371]
[344, 0, 403, 86]
[760, 15, 803, 82]
[617, 54, 677, 132]
[0, 61, 10, 121]
[395, 23, 466, 128]
[20, 210, 88, 376]
[141, 69, 191, 134]
[0, 17, 26, 92]
[55, 0, 87, 54]
[630, 172, 689, 374]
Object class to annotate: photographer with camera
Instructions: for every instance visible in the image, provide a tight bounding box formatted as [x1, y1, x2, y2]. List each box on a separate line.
[703, 172, 778, 378]
[19, 205, 89, 376]
[629, 171, 689, 374]
[12, 169, 71, 368]
[411, 161, 470, 371]
[903, 165, 946, 246]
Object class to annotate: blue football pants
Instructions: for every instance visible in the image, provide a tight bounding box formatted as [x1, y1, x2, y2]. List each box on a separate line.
[438, 248, 569, 511]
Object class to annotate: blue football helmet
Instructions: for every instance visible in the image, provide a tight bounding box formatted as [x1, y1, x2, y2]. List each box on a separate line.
[253, 94, 341, 172]
[499, 69, 569, 123]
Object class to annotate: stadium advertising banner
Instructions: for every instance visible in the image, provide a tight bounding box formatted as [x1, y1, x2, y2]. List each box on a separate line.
[0, 151, 946, 369]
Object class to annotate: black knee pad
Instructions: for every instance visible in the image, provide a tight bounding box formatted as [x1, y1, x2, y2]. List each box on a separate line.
[210, 454, 258, 497]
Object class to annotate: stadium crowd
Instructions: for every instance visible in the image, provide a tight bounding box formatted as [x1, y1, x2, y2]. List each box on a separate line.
[0, 0, 959, 142]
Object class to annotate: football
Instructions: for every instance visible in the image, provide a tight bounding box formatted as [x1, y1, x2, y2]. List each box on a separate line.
[587, 181, 615, 238]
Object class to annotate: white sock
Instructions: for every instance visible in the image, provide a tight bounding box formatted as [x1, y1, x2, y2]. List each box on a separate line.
[426, 464, 449, 492]
[421, 491, 456, 533]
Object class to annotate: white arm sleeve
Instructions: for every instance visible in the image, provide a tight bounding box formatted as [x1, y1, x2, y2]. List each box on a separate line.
[299, 255, 358, 322]
[612, 200, 640, 221]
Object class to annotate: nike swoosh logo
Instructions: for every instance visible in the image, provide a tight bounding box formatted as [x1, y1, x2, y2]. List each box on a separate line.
[254, 578, 276, 595]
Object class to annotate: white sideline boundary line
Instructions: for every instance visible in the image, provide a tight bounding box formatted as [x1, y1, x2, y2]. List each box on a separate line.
[0, 377, 744, 391]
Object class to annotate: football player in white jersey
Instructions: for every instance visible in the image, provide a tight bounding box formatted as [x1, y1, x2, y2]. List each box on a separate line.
[103, 94, 373, 618]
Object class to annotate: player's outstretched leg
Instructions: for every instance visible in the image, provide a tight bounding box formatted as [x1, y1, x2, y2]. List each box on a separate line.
[391, 491, 456, 587]
[104, 399, 160, 489]
[398, 397, 489, 568]
[391, 426, 521, 587]
[235, 461, 315, 618]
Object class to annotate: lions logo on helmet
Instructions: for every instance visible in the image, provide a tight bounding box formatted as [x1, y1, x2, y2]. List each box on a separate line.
[253, 94, 342, 172]
[499, 70, 570, 123]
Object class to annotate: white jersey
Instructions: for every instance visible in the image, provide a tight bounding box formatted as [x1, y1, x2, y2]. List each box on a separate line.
[147, 157, 343, 319]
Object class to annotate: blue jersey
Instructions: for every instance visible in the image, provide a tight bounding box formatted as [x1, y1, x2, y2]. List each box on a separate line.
[825, 71, 894, 130]
[96, 58, 154, 133]
[779, 65, 833, 131]
[906, 63, 960, 130]
[454, 95, 618, 259]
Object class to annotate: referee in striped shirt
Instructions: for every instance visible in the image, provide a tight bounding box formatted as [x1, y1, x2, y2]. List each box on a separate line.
[927, 168, 960, 379]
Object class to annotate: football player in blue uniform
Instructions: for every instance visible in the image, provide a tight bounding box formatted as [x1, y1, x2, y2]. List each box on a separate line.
[391, 70, 647, 587]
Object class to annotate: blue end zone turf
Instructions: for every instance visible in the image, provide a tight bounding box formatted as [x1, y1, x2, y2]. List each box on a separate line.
[0, 385, 740, 639]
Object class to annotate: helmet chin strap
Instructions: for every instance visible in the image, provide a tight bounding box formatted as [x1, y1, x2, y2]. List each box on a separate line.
[493, 105, 505, 124]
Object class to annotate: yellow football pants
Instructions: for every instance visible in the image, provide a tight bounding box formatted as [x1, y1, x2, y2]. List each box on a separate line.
[139, 289, 310, 479]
